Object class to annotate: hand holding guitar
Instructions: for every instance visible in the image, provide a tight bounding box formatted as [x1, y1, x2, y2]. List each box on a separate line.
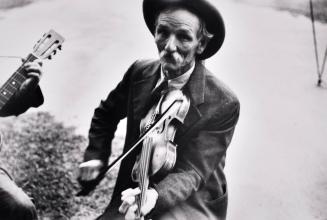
[0, 29, 64, 112]
[19, 59, 43, 96]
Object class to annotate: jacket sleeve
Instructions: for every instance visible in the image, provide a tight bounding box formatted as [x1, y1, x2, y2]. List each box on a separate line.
[0, 86, 44, 117]
[83, 62, 137, 164]
[152, 100, 240, 212]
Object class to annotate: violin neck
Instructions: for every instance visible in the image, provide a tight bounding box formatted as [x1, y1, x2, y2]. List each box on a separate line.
[136, 137, 152, 219]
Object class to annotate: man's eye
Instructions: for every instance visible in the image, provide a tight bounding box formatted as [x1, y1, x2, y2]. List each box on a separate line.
[156, 28, 168, 36]
[177, 34, 192, 42]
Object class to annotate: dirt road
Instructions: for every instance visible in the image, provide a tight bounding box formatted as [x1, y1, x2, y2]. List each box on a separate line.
[0, 0, 327, 219]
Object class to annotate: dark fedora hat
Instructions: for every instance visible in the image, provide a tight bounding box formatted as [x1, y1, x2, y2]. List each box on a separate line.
[143, 0, 225, 60]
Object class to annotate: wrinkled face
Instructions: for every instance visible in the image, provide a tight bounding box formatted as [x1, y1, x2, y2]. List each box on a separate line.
[155, 8, 206, 78]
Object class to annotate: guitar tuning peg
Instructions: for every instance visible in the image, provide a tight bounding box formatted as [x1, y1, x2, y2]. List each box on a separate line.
[53, 50, 57, 55]
[48, 55, 52, 60]
[58, 45, 62, 50]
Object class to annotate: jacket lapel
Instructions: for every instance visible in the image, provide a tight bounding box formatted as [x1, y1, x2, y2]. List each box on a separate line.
[177, 61, 206, 137]
[132, 61, 160, 120]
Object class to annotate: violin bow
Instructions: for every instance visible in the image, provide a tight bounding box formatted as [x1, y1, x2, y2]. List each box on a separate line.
[77, 98, 184, 196]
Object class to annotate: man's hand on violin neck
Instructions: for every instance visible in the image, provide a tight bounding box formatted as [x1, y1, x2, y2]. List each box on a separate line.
[78, 159, 104, 181]
[119, 187, 158, 220]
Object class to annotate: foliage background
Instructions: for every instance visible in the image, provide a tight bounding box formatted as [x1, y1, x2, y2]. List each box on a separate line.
[0, 112, 123, 219]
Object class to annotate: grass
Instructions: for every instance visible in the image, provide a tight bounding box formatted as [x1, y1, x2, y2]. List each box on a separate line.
[0, 112, 123, 219]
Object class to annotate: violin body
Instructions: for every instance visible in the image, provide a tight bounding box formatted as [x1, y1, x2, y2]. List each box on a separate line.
[131, 89, 190, 219]
[131, 126, 178, 182]
[132, 90, 189, 180]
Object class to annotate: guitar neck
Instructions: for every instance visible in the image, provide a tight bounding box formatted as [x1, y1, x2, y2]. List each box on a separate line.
[0, 53, 38, 110]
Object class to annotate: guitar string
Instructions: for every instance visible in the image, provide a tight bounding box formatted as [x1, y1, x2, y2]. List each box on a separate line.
[0, 56, 24, 59]
[1, 56, 31, 95]
[3, 54, 34, 88]
[0, 54, 35, 104]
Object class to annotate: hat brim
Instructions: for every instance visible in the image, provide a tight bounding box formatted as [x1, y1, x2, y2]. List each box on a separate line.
[143, 0, 225, 60]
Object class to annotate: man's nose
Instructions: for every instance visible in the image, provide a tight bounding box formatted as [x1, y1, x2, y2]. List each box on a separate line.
[164, 36, 177, 52]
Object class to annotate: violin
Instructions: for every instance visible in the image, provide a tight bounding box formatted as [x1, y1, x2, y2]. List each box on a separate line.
[131, 89, 190, 219]
[77, 90, 190, 217]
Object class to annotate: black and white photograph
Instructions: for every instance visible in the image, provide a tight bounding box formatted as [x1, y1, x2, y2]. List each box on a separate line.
[0, 0, 326, 219]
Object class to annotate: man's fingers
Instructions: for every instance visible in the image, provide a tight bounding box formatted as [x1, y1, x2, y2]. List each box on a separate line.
[119, 187, 157, 218]
[118, 196, 136, 214]
[79, 160, 103, 168]
[78, 160, 104, 181]
[79, 166, 99, 181]
[121, 188, 141, 199]
[119, 187, 141, 216]
[19, 61, 43, 93]
[125, 204, 138, 220]
[118, 202, 127, 214]
[141, 203, 154, 217]
[85, 167, 92, 180]
[26, 72, 41, 83]
[141, 188, 158, 216]
[36, 59, 43, 66]
[78, 167, 89, 181]
[90, 168, 100, 180]
[24, 64, 42, 75]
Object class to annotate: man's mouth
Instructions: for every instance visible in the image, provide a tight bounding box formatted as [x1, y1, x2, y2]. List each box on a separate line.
[160, 50, 177, 62]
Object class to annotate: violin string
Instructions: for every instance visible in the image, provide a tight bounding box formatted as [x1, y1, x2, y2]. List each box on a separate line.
[139, 137, 152, 212]
[139, 138, 146, 214]
[137, 138, 144, 217]
[142, 138, 149, 199]
[141, 138, 148, 199]
[138, 95, 164, 214]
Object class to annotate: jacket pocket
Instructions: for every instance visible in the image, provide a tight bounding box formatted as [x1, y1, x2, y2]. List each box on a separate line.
[204, 184, 228, 219]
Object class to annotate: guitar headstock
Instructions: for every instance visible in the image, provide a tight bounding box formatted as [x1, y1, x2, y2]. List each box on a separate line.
[32, 29, 65, 60]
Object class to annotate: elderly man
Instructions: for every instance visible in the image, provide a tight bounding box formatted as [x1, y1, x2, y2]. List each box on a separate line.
[0, 59, 43, 220]
[78, 0, 240, 219]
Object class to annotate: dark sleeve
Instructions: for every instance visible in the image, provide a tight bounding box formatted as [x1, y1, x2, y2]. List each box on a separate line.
[0, 86, 44, 117]
[152, 100, 240, 212]
[83, 61, 137, 164]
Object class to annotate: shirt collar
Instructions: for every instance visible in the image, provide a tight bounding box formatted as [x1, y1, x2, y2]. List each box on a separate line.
[157, 62, 195, 90]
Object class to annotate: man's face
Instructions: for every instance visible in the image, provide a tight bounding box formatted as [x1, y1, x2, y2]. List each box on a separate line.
[155, 8, 205, 78]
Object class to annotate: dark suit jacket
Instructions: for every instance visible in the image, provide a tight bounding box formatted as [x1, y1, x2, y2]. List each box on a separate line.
[84, 59, 240, 220]
[0, 86, 43, 117]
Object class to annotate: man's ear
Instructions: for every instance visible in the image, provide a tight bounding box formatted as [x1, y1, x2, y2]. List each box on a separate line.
[196, 38, 208, 55]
